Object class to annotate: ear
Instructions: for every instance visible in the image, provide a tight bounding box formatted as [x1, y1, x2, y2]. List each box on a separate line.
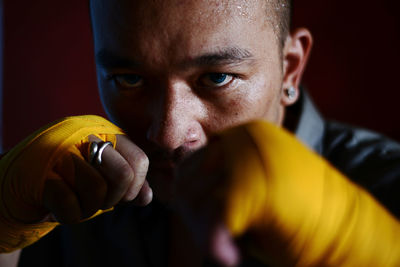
[281, 28, 313, 106]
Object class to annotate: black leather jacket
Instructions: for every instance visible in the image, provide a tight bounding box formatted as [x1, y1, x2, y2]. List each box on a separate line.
[294, 92, 400, 217]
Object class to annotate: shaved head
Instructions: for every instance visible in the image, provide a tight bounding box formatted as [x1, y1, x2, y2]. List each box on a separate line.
[266, 0, 293, 44]
[89, 0, 293, 47]
[89, 0, 311, 201]
[266, 0, 293, 46]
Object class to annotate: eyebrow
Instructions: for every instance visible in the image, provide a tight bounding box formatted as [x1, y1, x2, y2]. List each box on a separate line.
[96, 50, 141, 69]
[95, 46, 255, 69]
[187, 47, 255, 67]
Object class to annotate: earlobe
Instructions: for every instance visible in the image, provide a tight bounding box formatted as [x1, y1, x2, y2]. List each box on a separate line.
[281, 28, 313, 107]
[282, 86, 299, 105]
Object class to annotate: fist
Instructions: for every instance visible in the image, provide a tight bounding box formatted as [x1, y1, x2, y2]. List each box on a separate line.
[43, 135, 153, 224]
[0, 116, 153, 226]
[0, 115, 154, 252]
[174, 136, 242, 267]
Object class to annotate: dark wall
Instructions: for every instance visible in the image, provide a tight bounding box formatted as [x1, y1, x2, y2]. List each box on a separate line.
[3, 1, 102, 150]
[293, 0, 400, 140]
[0, 0, 3, 152]
[3, 1, 400, 149]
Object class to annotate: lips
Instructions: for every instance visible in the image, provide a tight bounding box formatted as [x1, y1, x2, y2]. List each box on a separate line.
[150, 160, 176, 172]
[145, 145, 199, 183]
[147, 160, 177, 182]
[147, 149, 190, 170]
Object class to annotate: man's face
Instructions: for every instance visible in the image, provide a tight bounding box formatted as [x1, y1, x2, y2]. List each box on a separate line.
[91, 0, 286, 200]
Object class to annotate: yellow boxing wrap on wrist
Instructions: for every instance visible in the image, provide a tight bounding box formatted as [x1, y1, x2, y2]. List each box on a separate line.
[218, 121, 400, 266]
[0, 115, 125, 253]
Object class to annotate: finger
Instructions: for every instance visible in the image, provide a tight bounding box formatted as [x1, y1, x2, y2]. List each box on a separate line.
[175, 197, 240, 267]
[175, 143, 226, 208]
[71, 154, 108, 219]
[88, 136, 135, 209]
[208, 223, 241, 267]
[99, 147, 134, 209]
[130, 180, 153, 206]
[115, 135, 150, 202]
[42, 178, 82, 224]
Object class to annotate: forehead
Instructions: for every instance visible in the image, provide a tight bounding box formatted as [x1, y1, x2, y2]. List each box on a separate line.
[91, 0, 276, 66]
[92, 0, 266, 25]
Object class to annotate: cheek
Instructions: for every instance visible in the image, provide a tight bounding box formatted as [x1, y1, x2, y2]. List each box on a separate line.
[211, 75, 280, 128]
[201, 79, 279, 133]
[241, 66, 284, 123]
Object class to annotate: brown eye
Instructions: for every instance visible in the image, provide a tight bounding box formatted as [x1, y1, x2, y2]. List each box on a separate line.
[114, 74, 143, 88]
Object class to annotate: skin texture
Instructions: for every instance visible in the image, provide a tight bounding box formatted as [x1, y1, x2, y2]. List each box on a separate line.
[89, 1, 311, 265]
[42, 135, 152, 224]
[90, 0, 312, 202]
[0, 0, 312, 266]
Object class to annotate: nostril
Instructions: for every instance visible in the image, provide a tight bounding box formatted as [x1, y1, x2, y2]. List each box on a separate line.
[183, 126, 207, 150]
[185, 139, 199, 146]
[184, 139, 204, 151]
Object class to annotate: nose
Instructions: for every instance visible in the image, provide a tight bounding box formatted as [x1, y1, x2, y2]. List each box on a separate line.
[146, 81, 205, 152]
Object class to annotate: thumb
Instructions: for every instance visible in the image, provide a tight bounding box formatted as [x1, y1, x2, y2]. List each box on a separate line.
[207, 222, 241, 267]
[173, 198, 241, 266]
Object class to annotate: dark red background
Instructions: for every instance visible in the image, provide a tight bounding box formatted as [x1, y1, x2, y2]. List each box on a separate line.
[3, 1, 400, 150]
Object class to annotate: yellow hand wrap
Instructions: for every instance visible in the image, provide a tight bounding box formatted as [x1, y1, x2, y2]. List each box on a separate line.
[0, 115, 124, 253]
[218, 121, 400, 266]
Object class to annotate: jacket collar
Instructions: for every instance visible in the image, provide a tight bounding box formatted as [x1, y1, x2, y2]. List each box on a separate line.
[293, 90, 325, 155]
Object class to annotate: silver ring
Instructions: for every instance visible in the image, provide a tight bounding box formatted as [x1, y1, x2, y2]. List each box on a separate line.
[88, 141, 113, 165]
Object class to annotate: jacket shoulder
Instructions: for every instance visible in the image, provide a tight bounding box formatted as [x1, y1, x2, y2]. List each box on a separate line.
[322, 121, 400, 216]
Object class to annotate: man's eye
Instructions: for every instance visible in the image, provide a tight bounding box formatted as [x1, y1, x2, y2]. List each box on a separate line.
[201, 73, 234, 87]
[113, 74, 143, 88]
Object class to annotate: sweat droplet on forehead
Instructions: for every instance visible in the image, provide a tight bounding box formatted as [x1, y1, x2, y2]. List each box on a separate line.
[92, 0, 282, 69]
[235, 3, 250, 17]
[191, 0, 280, 45]
[192, 0, 265, 24]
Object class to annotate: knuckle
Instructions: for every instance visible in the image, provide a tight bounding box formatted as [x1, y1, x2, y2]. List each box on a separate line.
[135, 150, 149, 171]
[124, 188, 139, 201]
[116, 162, 135, 185]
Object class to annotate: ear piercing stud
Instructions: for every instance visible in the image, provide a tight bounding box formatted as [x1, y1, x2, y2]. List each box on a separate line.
[285, 86, 297, 100]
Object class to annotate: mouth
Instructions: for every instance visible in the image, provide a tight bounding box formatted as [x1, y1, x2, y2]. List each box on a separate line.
[146, 160, 178, 203]
[147, 147, 192, 171]
[147, 160, 178, 183]
[150, 160, 177, 170]
[145, 145, 200, 184]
